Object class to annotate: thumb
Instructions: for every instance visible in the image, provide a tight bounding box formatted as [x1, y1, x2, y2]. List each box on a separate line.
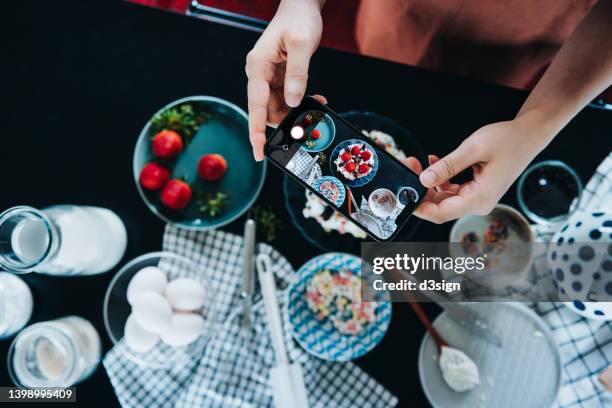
[284, 39, 313, 107]
[420, 143, 474, 188]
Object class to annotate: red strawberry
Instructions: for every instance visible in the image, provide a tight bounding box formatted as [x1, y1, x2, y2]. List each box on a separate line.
[340, 152, 351, 162]
[161, 179, 192, 210]
[152, 130, 183, 159]
[358, 163, 370, 174]
[360, 150, 372, 161]
[351, 146, 361, 156]
[344, 162, 356, 173]
[198, 154, 228, 181]
[310, 129, 321, 140]
[302, 115, 313, 126]
[139, 162, 170, 191]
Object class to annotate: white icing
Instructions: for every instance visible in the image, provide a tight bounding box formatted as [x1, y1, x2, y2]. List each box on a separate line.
[439, 346, 480, 392]
[302, 191, 366, 239]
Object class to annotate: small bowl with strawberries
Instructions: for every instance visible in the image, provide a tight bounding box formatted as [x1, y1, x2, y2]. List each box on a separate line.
[133, 96, 266, 229]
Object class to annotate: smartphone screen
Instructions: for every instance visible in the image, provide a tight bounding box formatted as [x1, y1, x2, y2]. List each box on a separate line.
[265, 97, 426, 241]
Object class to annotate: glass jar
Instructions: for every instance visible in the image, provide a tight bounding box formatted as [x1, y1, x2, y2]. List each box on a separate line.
[0, 272, 33, 339]
[517, 160, 583, 226]
[0, 205, 127, 275]
[8, 316, 102, 388]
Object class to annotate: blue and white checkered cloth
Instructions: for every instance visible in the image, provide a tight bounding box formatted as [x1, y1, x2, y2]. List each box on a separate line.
[531, 153, 611, 408]
[103, 226, 398, 407]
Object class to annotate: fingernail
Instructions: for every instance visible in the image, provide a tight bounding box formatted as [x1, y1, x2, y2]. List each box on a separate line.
[420, 169, 437, 187]
[286, 92, 302, 107]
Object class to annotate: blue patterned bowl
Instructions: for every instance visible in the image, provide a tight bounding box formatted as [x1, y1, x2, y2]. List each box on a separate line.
[548, 210, 612, 320]
[311, 176, 346, 207]
[287, 253, 391, 361]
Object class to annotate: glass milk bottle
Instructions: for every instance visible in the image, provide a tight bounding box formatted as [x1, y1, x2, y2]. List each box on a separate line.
[0, 205, 127, 275]
[0, 272, 33, 338]
[8, 316, 101, 388]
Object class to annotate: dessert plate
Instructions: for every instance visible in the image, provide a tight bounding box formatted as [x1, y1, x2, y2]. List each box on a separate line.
[418, 302, 561, 408]
[312, 176, 346, 207]
[287, 253, 391, 361]
[329, 139, 379, 187]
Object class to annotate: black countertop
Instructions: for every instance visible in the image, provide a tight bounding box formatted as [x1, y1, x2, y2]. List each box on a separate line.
[1, 1, 610, 406]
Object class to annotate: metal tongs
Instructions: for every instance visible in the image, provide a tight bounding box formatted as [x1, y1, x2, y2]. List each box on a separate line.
[241, 215, 257, 327]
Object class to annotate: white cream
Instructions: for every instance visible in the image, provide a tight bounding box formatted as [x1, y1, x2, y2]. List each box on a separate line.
[439, 346, 480, 392]
[302, 191, 367, 239]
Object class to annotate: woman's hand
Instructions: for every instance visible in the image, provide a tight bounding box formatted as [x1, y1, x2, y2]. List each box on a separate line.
[404, 113, 549, 223]
[245, 0, 325, 161]
[405, 0, 612, 224]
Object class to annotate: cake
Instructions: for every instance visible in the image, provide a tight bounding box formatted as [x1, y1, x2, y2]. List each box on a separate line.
[334, 143, 374, 181]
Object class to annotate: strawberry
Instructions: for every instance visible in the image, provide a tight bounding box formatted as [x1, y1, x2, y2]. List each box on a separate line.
[198, 154, 228, 181]
[344, 162, 356, 173]
[340, 152, 351, 162]
[152, 130, 183, 159]
[310, 129, 321, 140]
[360, 150, 372, 161]
[351, 146, 361, 156]
[358, 163, 370, 174]
[139, 162, 170, 191]
[302, 115, 313, 126]
[161, 179, 192, 210]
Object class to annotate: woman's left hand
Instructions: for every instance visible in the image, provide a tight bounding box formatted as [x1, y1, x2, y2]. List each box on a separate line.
[403, 116, 548, 224]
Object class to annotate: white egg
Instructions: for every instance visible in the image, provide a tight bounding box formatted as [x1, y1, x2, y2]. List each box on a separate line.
[160, 313, 204, 347]
[132, 291, 172, 333]
[127, 266, 167, 305]
[124, 314, 159, 353]
[165, 278, 206, 311]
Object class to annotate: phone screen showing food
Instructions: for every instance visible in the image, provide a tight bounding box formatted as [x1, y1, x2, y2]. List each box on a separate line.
[265, 97, 426, 241]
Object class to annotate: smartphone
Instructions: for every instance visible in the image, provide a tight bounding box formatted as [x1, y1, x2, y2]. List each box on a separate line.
[264, 96, 426, 241]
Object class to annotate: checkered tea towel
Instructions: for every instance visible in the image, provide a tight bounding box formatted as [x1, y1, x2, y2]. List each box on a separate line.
[104, 226, 398, 408]
[358, 196, 396, 240]
[287, 148, 322, 181]
[531, 152, 611, 408]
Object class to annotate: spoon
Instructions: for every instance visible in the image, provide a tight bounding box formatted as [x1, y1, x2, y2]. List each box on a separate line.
[385, 269, 479, 391]
[407, 300, 449, 352]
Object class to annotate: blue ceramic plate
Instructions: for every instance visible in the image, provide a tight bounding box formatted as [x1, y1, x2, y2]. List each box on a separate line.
[311, 176, 346, 207]
[287, 253, 391, 361]
[329, 139, 379, 187]
[297, 111, 336, 152]
[133, 96, 266, 230]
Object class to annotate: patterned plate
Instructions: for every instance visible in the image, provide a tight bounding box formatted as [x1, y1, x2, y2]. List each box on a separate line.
[311, 176, 346, 207]
[329, 139, 379, 187]
[287, 253, 391, 362]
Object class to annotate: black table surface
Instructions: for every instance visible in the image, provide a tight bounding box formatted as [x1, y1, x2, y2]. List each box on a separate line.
[1, 1, 610, 407]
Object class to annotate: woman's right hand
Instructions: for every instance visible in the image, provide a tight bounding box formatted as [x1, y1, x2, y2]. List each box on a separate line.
[245, 0, 325, 161]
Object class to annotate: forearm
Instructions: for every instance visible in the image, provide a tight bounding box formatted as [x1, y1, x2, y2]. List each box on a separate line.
[516, 0, 612, 149]
[279, 0, 325, 12]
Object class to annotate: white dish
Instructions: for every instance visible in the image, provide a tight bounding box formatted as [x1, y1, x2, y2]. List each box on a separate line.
[368, 188, 397, 218]
[418, 302, 561, 408]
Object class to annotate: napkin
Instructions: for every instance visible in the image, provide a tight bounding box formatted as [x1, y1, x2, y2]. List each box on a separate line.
[104, 226, 398, 408]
